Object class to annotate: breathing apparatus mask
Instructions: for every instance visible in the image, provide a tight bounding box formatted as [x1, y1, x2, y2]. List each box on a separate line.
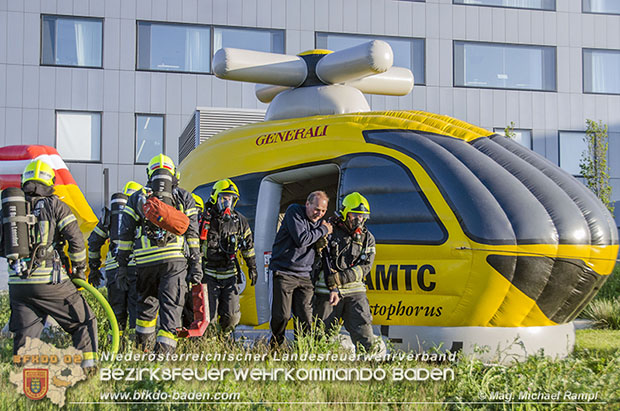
[217, 193, 237, 221]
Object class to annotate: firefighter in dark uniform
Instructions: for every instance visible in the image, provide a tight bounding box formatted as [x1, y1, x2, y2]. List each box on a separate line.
[117, 154, 202, 354]
[1, 160, 98, 367]
[87, 181, 142, 337]
[314, 192, 377, 352]
[200, 179, 257, 334]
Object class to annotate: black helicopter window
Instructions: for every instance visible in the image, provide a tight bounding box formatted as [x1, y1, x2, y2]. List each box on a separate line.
[339, 155, 447, 245]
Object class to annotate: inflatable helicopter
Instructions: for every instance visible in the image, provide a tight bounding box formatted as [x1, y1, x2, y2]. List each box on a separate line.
[178, 41, 618, 360]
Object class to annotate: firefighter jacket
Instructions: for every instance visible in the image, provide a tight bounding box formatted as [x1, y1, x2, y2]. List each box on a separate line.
[315, 223, 376, 296]
[117, 187, 201, 267]
[87, 211, 135, 272]
[201, 205, 256, 280]
[4, 183, 86, 285]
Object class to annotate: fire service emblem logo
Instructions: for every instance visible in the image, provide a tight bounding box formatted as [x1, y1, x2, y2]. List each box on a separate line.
[23, 369, 48, 400]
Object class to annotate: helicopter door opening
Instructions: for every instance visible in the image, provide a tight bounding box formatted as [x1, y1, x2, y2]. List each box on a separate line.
[253, 164, 340, 324]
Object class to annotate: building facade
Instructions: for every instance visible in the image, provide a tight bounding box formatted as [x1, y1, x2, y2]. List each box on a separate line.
[1, 0, 620, 217]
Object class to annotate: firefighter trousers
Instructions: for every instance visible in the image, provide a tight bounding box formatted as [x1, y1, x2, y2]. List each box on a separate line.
[314, 292, 375, 352]
[135, 260, 187, 351]
[106, 266, 138, 331]
[9, 280, 98, 365]
[270, 271, 314, 346]
[203, 275, 240, 333]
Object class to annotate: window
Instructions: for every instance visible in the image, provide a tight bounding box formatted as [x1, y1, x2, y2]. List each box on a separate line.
[137, 21, 211, 73]
[339, 155, 446, 244]
[559, 131, 588, 176]
[135, 114, 164, 164]
[583, 0, 620, 14]
[41, 15, 102, 67]
[137, 22, 285, 74]
[583, 49, 620, 94]
[316, 32, 425, 85]
[493, 128, 532, 149]
[213, 27, 284, 55]
[56, 111, 101, 162]
[453, 0, 555, 10]
[454, 41, 556, 91]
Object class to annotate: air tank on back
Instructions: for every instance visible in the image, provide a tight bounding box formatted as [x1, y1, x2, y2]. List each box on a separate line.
[179, 41, 618, 362]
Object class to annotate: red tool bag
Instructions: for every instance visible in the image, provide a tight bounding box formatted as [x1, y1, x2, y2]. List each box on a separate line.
[142, 196, 190, 236]
[177, 283, 210, 338]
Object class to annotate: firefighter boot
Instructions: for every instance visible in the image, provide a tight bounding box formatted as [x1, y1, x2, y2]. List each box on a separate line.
[135, 332, 156, 352]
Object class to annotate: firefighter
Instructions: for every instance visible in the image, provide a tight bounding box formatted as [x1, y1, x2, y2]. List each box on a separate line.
[117, 154, 202, 354]
[269, 191, 333, 347]
[313, 192, 377, 352]
[1, 160, 98, 367]
[201, 179, 257, 334]
[87, 181, 142, 337]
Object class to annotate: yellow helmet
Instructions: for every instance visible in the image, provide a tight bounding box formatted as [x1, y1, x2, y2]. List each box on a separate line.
[340, 192, 370, 221]
[192, 193, 204, 212]
[209, 179, 240, 207]
[22, 160, 55, 187]
[123, 181, 143, 196]
[147, 154, 175, 178]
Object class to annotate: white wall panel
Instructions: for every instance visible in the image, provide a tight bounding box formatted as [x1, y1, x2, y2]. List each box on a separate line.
[104, 0, 120, 18]
[7, 12, 23, 64]
[23, 12, 39, 65]
[37, 108, 54, 146]
[22, 65, 39, 108]
[183, 0, 198, 23]
[71, 68, 88, 109]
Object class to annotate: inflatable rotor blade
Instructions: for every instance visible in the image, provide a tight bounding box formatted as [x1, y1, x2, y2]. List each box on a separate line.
[212, 48, 308, 87]
[315, 40, 394, 85]
[255, 84, 292, 103]
[345, 67, 414, 96]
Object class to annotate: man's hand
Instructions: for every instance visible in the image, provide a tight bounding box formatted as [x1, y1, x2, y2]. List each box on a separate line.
[321, 220, 333, 235]
[329, 290, 340, 306]
[248, 266, 258, 286]
[88, 267, 103, 288]
[71, 264, 87, 281]
[315, 236, 328, 252]
[187, 258, 203, 284]
[116, 266, 129, 292]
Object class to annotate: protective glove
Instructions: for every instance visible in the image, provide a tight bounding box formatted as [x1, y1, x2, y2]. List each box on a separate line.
[88, 267, 103, 288]
[248, 265, 258, 286]
[186, 258, 203, 284]
[71, 263, 87, 281]
[315, 236, 328, 252]
[116, 266, 129, 292]
[325, 269, 341, 290]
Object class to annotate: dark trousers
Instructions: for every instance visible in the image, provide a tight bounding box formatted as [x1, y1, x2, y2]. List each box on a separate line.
[106, 266, 138, 331]
[314, 292, 375, 352]
[9, 280, 98, 356]
[136, 260, 187, 338]
[203, 275, 240, 333]
[270, 271, 314, 346]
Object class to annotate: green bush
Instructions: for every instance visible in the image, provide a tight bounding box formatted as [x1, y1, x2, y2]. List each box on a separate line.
[581, 298, 620, 330]
[596, 265, 620, 300]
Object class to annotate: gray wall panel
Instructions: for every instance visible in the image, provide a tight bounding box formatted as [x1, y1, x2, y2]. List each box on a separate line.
[101, 111, 119, 164]
[543, 10, 556, 44]
[150, 72, 165, 113]
[197, 0, 212, 24]
[103, 18, 120, 69]
[183, 0, 198, 23]
[0, 107, 4, 146]
[384, 0, 398, 36]
[370, 0, 384, 34]
[38, 67, 55, 109]
[491, 8, 504, 42]
[465, 6, 478, 41]
[271, 0, 285, 29]
[134, 71, 150, 113]
[438, 3, 452, 40]
[117, 112, 134, 164]
[165, 73, 182, 115]
[54, 69, 71, 109]
[166, 0, 183, 22]
[357, 0, 371, 33]
[104, 0, 120, 18]
[6, 65, 24, 109]
[37, 108, 54, 146]
[136, 0, 152, 20]
[492, 90, 506, 128]
[23, 13, 39, 65]
[8, 0, 24, 12]
[478, 6, 492, 42]
[56, 0, 72, 15]
[181, 75, 197, 115]
[119, 71, 135, 113]
[518, 93, 532, 129]
[103, 70, 119, 111]
[196, 76, 213, 108]
[532, 93, 545, 130]
[480, 89, 493, 130]
[343, 0, 356, 33]
[22, 65, 39, 109]
[7, 12, 23, 64]
[505, 10, 518, 43]
[606, 15, 620, 49]
[151, 0, 166, 21]
[314, 0, 328, 32]
[0, 12, 6, 64]
[21, 108, 38, 142]
[556, 12, 569, 47]
[71, 69, 88, 109]
[74, 0, 88, 15]
[90, 0, 105, 16]
[452, 6, 465, 40]
[0, 64, 5, 107]
[119, 20, 135, 71]
[5, 107, 21, 143]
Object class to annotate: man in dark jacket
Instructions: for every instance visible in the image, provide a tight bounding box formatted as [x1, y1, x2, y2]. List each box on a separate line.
[201, 179, 257, 334]
[269, 190, 333, 347]
[2, 160, 98, 368]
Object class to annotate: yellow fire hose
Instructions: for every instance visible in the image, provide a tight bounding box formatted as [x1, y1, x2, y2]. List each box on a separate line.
[72, 278, 120, 355]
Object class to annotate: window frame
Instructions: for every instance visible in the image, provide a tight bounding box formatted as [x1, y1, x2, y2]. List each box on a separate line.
[315, 31, 426, 86]
[40, 14, 104, 69]
[558, 130, 589, 177]
[582, 48, 620, 95]
[55, 110, 103, 164]
[453, 40, 557, 92]
[493, 127, 533, 150]
[134, 113, 166, 165]
[582, 0, 620, 15]
[135, 20, 286, 75]
[452, 0, 556, 11]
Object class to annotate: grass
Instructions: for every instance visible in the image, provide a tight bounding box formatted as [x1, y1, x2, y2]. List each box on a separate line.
[0, 289, 618, 410]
